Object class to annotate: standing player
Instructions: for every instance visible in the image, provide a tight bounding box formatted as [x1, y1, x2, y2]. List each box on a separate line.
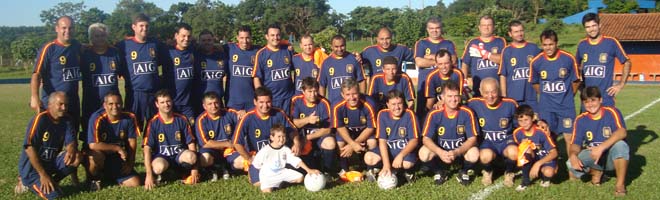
[196, 30, 228, 106]
[418, 82, 480, 185]
[116, 13, 162, 129]
[568, 86, 629, 196]
[253, 24, 295, 112]
[360, 27, 414, 77]
[332, 79, 378, 178]
[292, 35, 321, 94]
[161, 23, 197, 121]
[225, 26, 262, 118]
[143, 90, 198, 190]
[17, 92, 81, 199]
[319, 35, 367, 103]
[577, 13, 632, 109]
[414, 17, 457, 118]
[195, 92, 238, 181]
[467, 78, 519, 187]
[530, 30, 581, 152]
[499, 20, 541, 110]
[228, 87, 299, 186]
[367, 56, 415, 110]
[512, 105, 558, 191]
[424, 49, 465, 111]
[364, 90, 419, 183]
[462, 15, 507, 97]
[290, 77, 336, 173]
[86, 92, 140, 190]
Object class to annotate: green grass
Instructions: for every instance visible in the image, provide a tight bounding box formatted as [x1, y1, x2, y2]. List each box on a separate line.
[0, 66, 32, 79]
[2, 84, 660, 199]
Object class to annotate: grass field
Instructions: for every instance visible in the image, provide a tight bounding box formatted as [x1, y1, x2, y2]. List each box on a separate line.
[2, 83, 660, 199]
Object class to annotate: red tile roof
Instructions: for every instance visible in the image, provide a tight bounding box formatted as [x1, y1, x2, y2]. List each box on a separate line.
[600, 13, 660, 41]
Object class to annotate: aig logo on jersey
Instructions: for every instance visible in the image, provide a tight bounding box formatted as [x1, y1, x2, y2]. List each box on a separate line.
[133, 61, 157, 75]
[331, 76, 349, 89]
[92, 73, 118, 87]
[512, 67, 530, 80]
[232, 65, 253, 77]
[62, 67, 81, 81]
[176, 67, 194, 80]
[270, 68, 290, 81]
[583, 65, 605, 78]
[599, 53, 607, 64]
[541, 81, 566, 94]
[203, 70, 225, 80]
[603, 126, 612, 138]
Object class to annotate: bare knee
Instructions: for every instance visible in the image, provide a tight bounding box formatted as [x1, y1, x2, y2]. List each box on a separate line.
[479, 149, 495, 164]
[120, 176, 141, 187]
[178, 150, 197, 165]
[366, 139, 377, 150]
[465, 147, 480, 163]
[504, 146, 518, 161]
[200, 153, 214, 168]
[364, 152, 381, 166]
[232, 157, 245, 170]
[152, 157, 169, 175]
[418, 146, 435, 162]
[403, 161, 415, 169]
[321, 137, 336, 150]
[542, 167, 555, 178]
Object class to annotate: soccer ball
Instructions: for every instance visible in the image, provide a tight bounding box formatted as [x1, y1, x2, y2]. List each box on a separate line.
[304, 174, 326, 192]
[377, 174, 397, 190]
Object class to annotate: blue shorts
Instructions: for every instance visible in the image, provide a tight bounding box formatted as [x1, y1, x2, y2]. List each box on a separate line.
[371, 146, 418, 164]
[480, 137, 516, 156]
[21, 153, 75, 199]
[199, 148, 223, 163]
[335, 128, 374, 143]
[125, 90, 156, 126]
[153, 152, 186, 170]
[272, 98, 292, 115]
[566, 141, 629, 178]
[539, 109, 576, 134]
[174, 105, 196, 124]
[103, 153, 138, 184]
[301, 134, 333, 156]
[226, 101, 254, 111]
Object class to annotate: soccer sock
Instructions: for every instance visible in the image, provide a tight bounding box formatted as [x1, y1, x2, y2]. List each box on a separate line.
[322, 149, 337, 173]
[505, 159, 516, 173]
[483, 163, 493, 172]
[340, 157, 349, 171]
[462, 161, 476, 174]
[521, 162, 532, 186]
[541, 173, 550, 182]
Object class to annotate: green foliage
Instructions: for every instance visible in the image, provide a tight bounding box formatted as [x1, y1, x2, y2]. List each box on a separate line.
[393, 9, 425, 47]
[543, 18, 565, 33]
[480, 6, 515, 39]
[344, 7, 398, 39]
[444, 13, 478, 38]
[446, 0, 496, 16]
[602, 0, 639, 13]
[10, 38, 37, 63]
[312, 26, 339, 53]
[39, 2, 85, 27]
[105, 0, 165, 41]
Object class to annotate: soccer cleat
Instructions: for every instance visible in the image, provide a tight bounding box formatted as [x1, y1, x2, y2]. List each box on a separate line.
[89, 180, 101, 191]
[222, 169, 230, 180]
[515, 184, 527, 192]
[481, 170, 493, 186]
[365, 169, 377, 182]
[504, 172, 515, 187]
[404, 173, 416, 183]
[540, 180, 551, 187]
[433, 172, 448, 185]
[211, 172, 219, 182]
[456, 171, 472, 186]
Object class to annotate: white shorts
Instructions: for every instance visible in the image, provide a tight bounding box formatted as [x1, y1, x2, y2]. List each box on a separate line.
[259, 168, 303, 190]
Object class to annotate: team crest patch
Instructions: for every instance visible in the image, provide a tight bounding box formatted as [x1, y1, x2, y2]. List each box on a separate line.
[218, 60, 224, 66]
[399, 127, 406, 137]
[499, 118, 509, 128]
[284, 57, 290, 64]
[599, 53, 607, 64]
[360, 116, 367, 125]
[120, 130, 126, 139]
[343, 117, 349, 124]
[149, 48, 156, 58]
[559, 68, 567, 78]
[602, 126, 612, 138]
[175, 131, 182, 141]
[436, 87, 442, 94]
[312, 69, 319, 78]
[224, 124, 232, 135]
[346, 64, 354, 73]
[457, 125, 465, 135]
[110, 60, 116, 70]
[378, 92, 384, 100]
[562, 118, 572, 128]
[527, 55, 534, 64]
[491, 47, 498, 54]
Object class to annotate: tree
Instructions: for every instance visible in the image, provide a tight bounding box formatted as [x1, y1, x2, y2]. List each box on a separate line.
[106, 0, 164, 41]
[39, 2, 85, 27]
[393, 9, 424, 47]
[312, 26, 339, 52]
[344, 7, 398, 42]
[79, 8, 110, 43]
[602, 0, 639, 13]
[11, 37, 37, 68]
[444, 13, 478, 38]
[446, 0, 496, 17]
[480, 6, 514, 39]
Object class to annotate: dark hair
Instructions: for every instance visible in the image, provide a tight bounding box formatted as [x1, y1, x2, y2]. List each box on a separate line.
[582, 13, 600, 26]
[254, 86, 273, 100]
[270, 123, 286, 136]
[199, 29, 213, 38]
[434, 49, 452, 62]
[508, 20, 524, 32]
[441, 81, 460, 95]
[580, 86, 602, 101]
[132, 13, 150, 24]
[426, 17, 443, 28]
[238, 25, 251, 35]
[175, 23, 192, 33]
[540, 29, 558, 43]
[301, 77, 319, 90]
[103, 91, 122, 103]
[383, 56, 398, 66]
[515, 104, 535, 119]
[265, 24, 281, 34]
[386, 89, 405, 103]
[203, 91, 220, 101]
[300, 34, 313, 41]
[155, 89, 172, 99]
[331, 35, 345, 43]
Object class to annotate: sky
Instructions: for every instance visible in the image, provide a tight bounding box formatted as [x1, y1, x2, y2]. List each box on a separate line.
[1, 0, 454, 26]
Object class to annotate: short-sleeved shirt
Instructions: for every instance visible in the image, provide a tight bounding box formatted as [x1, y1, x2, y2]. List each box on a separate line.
[499, 42, 541, 104]
[576, 36, 629, 106]
[368, 73, 415, 110]
[461, 37, 507, 96]
[195, 109, 238, 147]
[232, 109, 296, 152]
[425, 68, 465, 99]
[225, 43, 262, 108]
[292, 54, 320, 94]
[332, 97, 377, 134]
[19, 111, 75, 177]
[375, 109, 419, 150]
[571, 106, 626, 147]
[360, 45, 414, 76]
[318, 53, 366, 103]
[289, 95, 332, 136]
[414, 38, 457, 74]
[86, 109, 139, 148]
[529, 50, 580, 111]
[161, 46, 198, 107]
[80, 47, 121, 105]
[422, 106, 478, 150]
[467, 98, 518, 143]
[34, 40, 81, 100]
[116, 37, 162, 92]
[253, 46, 295, 101]
[513, 125, 556, 158]
[196, 49, 228, 99]
[143, 113, 194, 157]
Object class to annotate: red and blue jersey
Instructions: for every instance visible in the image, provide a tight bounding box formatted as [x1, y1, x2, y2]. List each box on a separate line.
[80, 47, 121, 105]
[19, 111, 76, 176]
[161, 46, 198, 107]
[529, 50, 580, 111]
[253, 46, 295, 101]
[318, 53, 366, 103]
[572, 106, 626, 147]
[232, 108, 295, 152]
[332, 96, 377, 134]
[116, 37, 162, 93]
[225, 43, 261, 108]
[195, 109, 238, 147]
[422, 106, 478, 150]
[86, 108, 139, 148]
[289, 95, 332, 136]
[425, 68, 465, 99]
[376, 109, 419, 150]
[292, 54, 320, 94]
[467, 97, 518, 143]
[367, 73, 415, 110]
[513, 125, 556, 158]
[33, 40, 81, 99]
[196, 49, 228, 99]
[576, 36, 629, 106]
[462, 37, 507, 96]
[360, 45, 414, 76]
[499, 42, 541, 105]
[414, 38, 457, 84]
[143, 113, 194, 157]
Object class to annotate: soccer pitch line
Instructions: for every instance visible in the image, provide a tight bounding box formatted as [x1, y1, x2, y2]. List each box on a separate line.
[468, 95, 660, 200]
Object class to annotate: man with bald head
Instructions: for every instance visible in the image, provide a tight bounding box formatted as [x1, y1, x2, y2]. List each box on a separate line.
[360, 27, 414, 77]
[467, 78, 519, 187]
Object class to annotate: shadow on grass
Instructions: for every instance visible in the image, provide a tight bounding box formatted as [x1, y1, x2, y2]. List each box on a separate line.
[623, 125, 657, 185]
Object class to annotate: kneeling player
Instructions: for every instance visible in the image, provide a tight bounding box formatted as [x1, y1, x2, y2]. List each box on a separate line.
[195, 92, 238, 181]
[419, 82, 480, 185]
[86, 92, 140, 190]
[252, 124, 320, 193]
[512, 105, 557, 191]
[143, 90, 198, 190]
[364, 90, 419, 183]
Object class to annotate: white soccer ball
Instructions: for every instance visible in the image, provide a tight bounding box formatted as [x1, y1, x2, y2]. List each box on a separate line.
[304, 173, 326, 192]
[377, 174, 398, 190]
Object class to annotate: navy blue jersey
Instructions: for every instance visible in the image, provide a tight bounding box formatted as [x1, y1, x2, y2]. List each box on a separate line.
[225, 43, 262, 108]
[425, 68, 465, 98]
[289, 95, 332, 136]
[467, 98, 518, 143]
[80, 47, 121, 106]
[318, 54, 366, 103]
[367, 73, 415, 110]
[375, 109, 419, 150]
[332, 96, 377, 134]
[292, 54, 320, 94]
[461, 37, 507, 96]
[161, 46, 198, 107]
[34, 40, 81, 99]
[572, 107, 626, 147]
[195, 109, 238, 147]
[360, 45, 414, 76]
[513, 125, 556, 158]
[19, 112, 76, 177]
[253, 46, 295, 101]
[422, 106, 479, 150]
[414, 38, 457, 77]
[143, 113, 194, 157]
[529, 50, 580, 111]
[232, 108, 296, 152]
[196, 49, 228, 99]
[576, 36, 629, 107]
[499, 42, 541, 104]
[116, 37, 162, 92]
[87, 108, 139, 148]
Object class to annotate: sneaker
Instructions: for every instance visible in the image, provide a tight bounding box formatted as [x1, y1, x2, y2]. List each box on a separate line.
[89, 180, 101, 191]
[481, 170, 493, 186]
[504, 172, 515, 187]
[365, 169, 377, 182]
[515, 184, 527, 192]
[14, 177, 28, 194]
[433, 172, 448, 185]
[404, 172, 416, 183]
[222, 170, 230, 180]
[211, 171, 219, 182]
[540, 180, 551, 187]
[456, 171, 472, 186]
